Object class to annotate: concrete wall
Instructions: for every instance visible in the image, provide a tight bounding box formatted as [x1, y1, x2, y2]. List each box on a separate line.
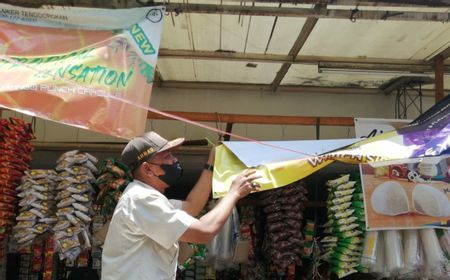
[0, 87, 438, 143]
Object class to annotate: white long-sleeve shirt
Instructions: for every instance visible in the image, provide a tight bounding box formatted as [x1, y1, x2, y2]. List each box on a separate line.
[101, 180, 195, 280]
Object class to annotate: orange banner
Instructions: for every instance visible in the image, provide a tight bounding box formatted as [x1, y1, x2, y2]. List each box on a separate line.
[0, 6, 165, 139]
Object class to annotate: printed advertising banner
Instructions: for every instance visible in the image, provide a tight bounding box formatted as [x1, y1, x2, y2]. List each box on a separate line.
[360, 158, 450, 230]
[0, 3, 165, 139]
[213, 94, 450, 231]
[356, 115, 450, 230]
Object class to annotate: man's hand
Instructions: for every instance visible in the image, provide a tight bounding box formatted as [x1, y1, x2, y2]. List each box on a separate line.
[229, 169, 262, 199]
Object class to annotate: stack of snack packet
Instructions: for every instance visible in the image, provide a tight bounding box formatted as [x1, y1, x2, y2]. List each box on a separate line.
[321, 173, 367, 278]
[91, 158, 132, 268]
[53, 150, 97, 260]
[261, 181, 307, 270]
[94, 158, 133, 219]
[14, 169, 58, 247]
[0, 117, 34, 257]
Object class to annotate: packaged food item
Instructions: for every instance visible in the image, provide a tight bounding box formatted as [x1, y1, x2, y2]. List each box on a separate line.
[32, 223, 50, 234]
[67, 184, 91, 194]
[327, 175, 350, 188]
[16, 211, 36, 221]
[72, 203, 89, 213]
[322, 173, 366, 279]
[71, 194, 90, 202]
[53, 220, 70, 231]
[57, 198, 76, 208]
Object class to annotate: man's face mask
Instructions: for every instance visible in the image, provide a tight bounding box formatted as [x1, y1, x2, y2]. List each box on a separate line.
[154, 161, 183, 187]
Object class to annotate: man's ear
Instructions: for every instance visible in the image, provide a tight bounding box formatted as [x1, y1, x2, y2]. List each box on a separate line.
[141, 162, 154, 176]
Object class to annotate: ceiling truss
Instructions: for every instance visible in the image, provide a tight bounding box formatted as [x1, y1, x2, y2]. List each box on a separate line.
[162, 3, 450, 22]
[156, 1, 450, 95]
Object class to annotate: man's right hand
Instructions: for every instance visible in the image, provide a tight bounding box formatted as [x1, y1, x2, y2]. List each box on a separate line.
[229, 169, 261, 199]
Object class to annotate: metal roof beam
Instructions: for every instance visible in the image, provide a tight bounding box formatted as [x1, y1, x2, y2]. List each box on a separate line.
[317, 61, 450, 73]
[271, 17, 319, 91]
[7, 0, 450, 9]
[158, 49, 449, 70]
[158, 81, 384, 94]
[223, 0, 450, 8]
[434, 46, 450, 60]
[157, 81, 440, 96]
[163, 3, 450, 22]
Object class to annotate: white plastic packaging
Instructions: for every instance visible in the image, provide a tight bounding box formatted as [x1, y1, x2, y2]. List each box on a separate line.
[419, 228, 446, 279]
[361, 231, 379, 268]
[384, 230, 404, 275]
[402, 230, 420, 274]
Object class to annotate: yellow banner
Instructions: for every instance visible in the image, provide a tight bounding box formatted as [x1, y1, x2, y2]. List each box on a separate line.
[212, 130, 420, 198]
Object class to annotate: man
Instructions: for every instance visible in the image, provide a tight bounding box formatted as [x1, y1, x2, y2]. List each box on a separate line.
[101, 131, 260, 280]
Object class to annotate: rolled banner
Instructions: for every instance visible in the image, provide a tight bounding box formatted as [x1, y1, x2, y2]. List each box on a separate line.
[383, 230, 404, 275]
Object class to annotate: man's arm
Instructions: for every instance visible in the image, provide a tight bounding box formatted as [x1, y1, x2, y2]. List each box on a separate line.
[182, 148, 215, 216]
[179, 169, 260, 244]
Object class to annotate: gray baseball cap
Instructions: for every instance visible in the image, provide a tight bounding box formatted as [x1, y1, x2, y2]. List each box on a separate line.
[121, 131, 184, 171]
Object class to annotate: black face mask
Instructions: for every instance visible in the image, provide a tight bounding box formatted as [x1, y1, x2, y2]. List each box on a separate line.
[157, 161, 183, 187]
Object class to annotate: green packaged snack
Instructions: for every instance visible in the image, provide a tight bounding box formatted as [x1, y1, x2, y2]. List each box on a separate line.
[339, 236, 364, 244]
[334, 246, 363, 257]
[330, 202, 352, 213]
[321, 236, 338, 243]
[335, 242, 362, 252]
[331, 253, 361, 262]
[334, 209, 355, 219]
[336, 181, 356, 191]
[327, 174, 350, 188]
[332, 195, 353, 206]
[335, 216, 358, 226]
[336, 223, 359, 232]
[334, 188, 355, 198]
[336, 230, 363, 239]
